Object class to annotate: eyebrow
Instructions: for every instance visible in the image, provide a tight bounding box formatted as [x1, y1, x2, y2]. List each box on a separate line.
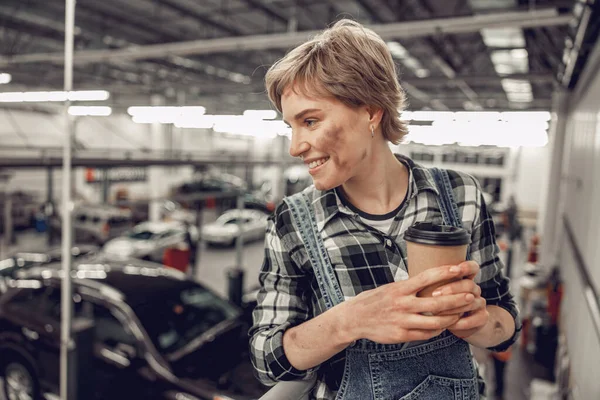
[283, 108, 321, 125]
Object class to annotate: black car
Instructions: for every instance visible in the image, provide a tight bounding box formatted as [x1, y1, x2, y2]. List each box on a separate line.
[0, 252, 266, 400]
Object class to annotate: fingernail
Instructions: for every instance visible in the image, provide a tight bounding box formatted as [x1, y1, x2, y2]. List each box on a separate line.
[450, 266, 461, 273]
[432, 290, 442, 297]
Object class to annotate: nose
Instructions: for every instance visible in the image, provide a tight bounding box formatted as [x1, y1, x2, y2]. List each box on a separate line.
[288, 130, 310, 158]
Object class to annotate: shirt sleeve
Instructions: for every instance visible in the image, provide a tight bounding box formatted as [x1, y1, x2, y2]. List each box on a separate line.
[248, 204, 315, 385]
[468, 178, 522, 352]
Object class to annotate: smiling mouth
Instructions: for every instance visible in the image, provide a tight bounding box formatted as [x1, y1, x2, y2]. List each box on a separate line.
[308, 157, 330, 169]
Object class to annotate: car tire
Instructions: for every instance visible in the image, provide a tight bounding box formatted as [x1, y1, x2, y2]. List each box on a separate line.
[1, 353, 41, 400]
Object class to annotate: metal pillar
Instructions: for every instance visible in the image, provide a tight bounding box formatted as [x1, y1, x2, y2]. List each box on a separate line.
[245, 137, 254, 189]
[235, 193, 244, 267]
[101, 168, 110, 204]
[193, 201, 204, 279]
[227, 193, 245, 307]
[274, 135, 287, 203]
[3, 193, 12, 255]
[148, 94, 165, 222]
[539, 90, 570, 270]
[60, 0, 75, 399]
[46, 167, 55, 246]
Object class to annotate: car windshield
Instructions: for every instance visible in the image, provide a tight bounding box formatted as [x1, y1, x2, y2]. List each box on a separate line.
[132, 284, 241, 354]
[128, 230, 155, 240]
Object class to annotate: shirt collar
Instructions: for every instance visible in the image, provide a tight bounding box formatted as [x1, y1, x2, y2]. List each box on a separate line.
[314, 154, 440, 232]
[395, 154, 440, 198]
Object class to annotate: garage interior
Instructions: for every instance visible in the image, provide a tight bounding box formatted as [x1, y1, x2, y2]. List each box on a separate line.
[0, 1, 600, 399]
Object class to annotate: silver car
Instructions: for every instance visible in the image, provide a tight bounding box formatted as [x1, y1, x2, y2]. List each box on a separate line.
[102, 221, 198, 262]
[202, 209, 268, 246]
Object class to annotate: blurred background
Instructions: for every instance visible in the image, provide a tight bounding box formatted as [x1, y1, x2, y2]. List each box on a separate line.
[0, 0, 599, 399]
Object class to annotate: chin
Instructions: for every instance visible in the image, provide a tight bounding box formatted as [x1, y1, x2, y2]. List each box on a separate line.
[312, 177, 341, 191]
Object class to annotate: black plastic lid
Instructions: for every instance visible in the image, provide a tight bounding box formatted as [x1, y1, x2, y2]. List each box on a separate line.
[404, 222, 471, 246]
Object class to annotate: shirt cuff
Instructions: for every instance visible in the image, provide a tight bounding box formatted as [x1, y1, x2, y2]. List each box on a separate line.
[485, 303, 522, 352]
[265, 321, 317, 381]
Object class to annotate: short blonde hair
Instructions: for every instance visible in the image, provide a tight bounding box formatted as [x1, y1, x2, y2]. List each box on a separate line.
[265, 19, 408, 144]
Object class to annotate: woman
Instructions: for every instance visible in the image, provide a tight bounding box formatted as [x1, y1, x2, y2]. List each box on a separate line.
[250, 19, 520, 400]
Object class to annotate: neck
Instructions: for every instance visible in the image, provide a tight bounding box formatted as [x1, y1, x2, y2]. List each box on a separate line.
[341, 140, 408, 215]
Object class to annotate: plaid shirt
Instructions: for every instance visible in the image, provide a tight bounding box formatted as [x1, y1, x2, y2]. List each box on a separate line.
[250, 155, 520, 399]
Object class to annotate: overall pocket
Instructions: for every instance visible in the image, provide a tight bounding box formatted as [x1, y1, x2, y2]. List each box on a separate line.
[368, 335, 477, 400]
[399, 375, 477, 400]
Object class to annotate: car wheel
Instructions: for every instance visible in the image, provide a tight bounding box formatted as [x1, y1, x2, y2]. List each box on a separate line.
[2, 357, 40, 400]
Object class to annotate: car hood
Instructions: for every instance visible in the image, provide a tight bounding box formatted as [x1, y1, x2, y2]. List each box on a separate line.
[202, 224, 239, 234]
[103, 238, 151, 256]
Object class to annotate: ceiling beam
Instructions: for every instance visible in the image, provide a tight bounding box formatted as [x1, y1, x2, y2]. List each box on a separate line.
[0, 8, 572, 66]
[0, 73, 555, 95]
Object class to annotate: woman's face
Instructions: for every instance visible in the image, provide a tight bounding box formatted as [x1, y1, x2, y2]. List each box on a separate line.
[281, 86, 374, 191]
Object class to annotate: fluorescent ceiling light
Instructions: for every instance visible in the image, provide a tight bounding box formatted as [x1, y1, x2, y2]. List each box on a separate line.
[501, 79, 533, 103]
[501, 111, 551, 122]
[410, 111, 454, 121]
[0, 90, 109, 102]
[406, 119, 548, 148]
[399, 110, 550, 125]
[414, 69, 430, 78]
[510, 49, 529, 59]
[454, 111, 501, 122]
[174, 115, 216, 129]
[128, 106, 206, 123]
[173, 114, 290, 138]
[481, 28, 526, 48]
[127, 106, 206, 116]
[387, 41, 409, 58]
[243, 110, 278, 120]
[491, 51, 529, 74]
[0, 73, 11, 84]
[67, 90, 110, 101]
[387, 41, 429, 78]
[68, 106, 112, 116]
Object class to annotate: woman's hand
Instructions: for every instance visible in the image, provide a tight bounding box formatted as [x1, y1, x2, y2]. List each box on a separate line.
[432, 261, 489, 338]
[340, 262, 479, 345]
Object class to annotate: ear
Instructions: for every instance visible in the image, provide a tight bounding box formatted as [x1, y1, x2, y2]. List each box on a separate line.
[366, 105, 384, 127]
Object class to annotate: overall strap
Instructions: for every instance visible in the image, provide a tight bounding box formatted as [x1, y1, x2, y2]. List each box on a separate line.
[283, 192, 345, 309]
[430, 168, 471, 259]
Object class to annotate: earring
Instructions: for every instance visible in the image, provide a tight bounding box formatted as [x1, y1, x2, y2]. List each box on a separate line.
[371, 126, 375, 138]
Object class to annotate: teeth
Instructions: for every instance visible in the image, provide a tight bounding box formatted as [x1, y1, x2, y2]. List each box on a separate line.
[309, 157, 329, 169]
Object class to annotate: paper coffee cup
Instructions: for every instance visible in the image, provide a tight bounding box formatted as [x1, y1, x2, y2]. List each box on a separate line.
[404, 222, 471, 297]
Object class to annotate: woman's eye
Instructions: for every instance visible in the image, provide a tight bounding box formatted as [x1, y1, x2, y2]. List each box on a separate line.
[305, 119, 317, 127]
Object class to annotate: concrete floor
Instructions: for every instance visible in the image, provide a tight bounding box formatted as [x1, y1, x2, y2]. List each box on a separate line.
[0, 227, 556, 400]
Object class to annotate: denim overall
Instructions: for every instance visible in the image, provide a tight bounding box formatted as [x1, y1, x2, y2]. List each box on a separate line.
[284, 168, 479, 400]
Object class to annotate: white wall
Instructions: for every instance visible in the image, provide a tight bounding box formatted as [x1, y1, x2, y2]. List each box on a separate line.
[551, 38, 600, 399]
[513, 146, 549, 212]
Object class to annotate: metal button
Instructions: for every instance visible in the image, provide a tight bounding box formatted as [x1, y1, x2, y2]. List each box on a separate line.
[385, 239, 393, 247]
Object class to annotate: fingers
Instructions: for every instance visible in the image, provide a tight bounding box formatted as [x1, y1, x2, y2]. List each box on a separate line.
[432, 279, 482, 298]
[403, 313, 461, 331]
[401, 265, 464, 294]
[401, 261, 481, 295]
[458, 261, 480, 280]
[447, 307, 489, 331]
[436, 297, 487, 316]
[405, 292, 475, 315]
